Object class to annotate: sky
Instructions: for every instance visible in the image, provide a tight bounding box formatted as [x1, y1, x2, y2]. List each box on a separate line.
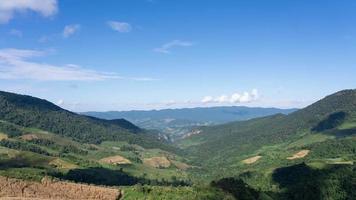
[0, 0, 356, 111]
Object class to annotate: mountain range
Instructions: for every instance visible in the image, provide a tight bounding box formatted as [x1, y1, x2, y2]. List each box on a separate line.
[84, 106, 297, 141]
[0, 90, 355, 200]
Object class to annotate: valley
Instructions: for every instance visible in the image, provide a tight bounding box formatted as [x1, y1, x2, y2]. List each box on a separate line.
[0, 90, 355, 199]
[84, 107, 296, 141]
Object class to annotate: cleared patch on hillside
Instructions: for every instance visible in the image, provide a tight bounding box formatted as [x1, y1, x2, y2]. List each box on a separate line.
[242, 156, 262, 164]
[287, 150, 310, 160]
[100, 155, 132, 165]
[20, 134, 39, 141]
[144, 157, 171, 168]
[0, 133, 8, 141]
[171, 160, 190, 170]
[0, 176, 121, 200]
[49, 158, 78, 169]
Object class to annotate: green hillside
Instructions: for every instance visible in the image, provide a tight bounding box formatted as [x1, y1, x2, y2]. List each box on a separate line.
[0, 91, 177, 152]
[176, 90, 356, 199]
[180, 90, 356, 167]
[0, 90, 355, 200]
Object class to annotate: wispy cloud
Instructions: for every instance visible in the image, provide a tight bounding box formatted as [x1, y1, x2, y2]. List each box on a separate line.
[154, 40, 193, 54]
[9, 29, 22, 37]
[63, 24, 81, 38]
[107, 21, 132, 33]
[0, 0, 57, 24]
[201, 89, 259, 104]
[0, 48, 155, 81]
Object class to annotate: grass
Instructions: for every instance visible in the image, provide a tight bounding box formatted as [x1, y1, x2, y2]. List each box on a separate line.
[0, 125, 191, 185]
[121, 185, 231, 200]
[0, 167, 48, 182]
[286, 133, 333, 148]
[338, 121, 356, 130]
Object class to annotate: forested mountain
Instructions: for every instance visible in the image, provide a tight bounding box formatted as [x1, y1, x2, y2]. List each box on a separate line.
[0, 91, 175, 151]
[180, 90, 356, 165]
[176, 90, 356, 199]
[0, 90, 194, 198]
[84, 106, 296, 141]
[0, 90, 355, 200]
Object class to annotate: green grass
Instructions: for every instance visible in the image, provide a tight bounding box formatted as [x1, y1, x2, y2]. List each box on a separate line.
[286, 133, 334, 148]
[338, 121, 356, 130]
[121, 185, 232, 200]
[0, 124, 191, 185]
[0, 167, 49, 181]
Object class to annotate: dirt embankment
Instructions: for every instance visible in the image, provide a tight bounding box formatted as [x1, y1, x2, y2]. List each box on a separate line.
[100, 155, 131, 165]
[0, 176, 121, 200]
[20, 134, 39, 141]
[242, 156, 262, 164]
[0, 133, 8, 141]
[144, 157, 171, 168]
[287, 150, 310, 160]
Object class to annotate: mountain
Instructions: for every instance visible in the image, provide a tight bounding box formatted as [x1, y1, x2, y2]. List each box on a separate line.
[179, 90, 356, 198]
[84, 106, 297, 123]
[0, 90, 196, 198]
[83, 106, 297, 140]
[0, 91, 175, 152]
[181, 89, 356, 161]
[0, 90, 355, 199]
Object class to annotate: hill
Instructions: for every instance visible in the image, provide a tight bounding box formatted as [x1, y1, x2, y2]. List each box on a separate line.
[180, 90, 356, 164]
[0, 89, 355, 199]
[0, 91, 175, 152]
[84, 106, 296, 141]
[179, 90, 356, 199]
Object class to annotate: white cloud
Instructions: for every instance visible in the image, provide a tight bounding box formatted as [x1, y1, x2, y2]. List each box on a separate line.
[0, 0, 57, 24]
[154, 40, 193, 54]
[107, 21, 132, 33]
[63, 24, 81, 38]
[201, 89, 259, 104]
[9, 29, 22, 37]
[201, 96, 214, 103]
[57, 99, 64, 105]
[0, 48, 155, 81]
[216, 95, 229, 103]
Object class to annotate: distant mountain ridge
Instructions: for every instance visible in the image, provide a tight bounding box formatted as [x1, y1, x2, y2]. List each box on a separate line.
[83, 106, 297, 141]
[83, 106, 297, 124]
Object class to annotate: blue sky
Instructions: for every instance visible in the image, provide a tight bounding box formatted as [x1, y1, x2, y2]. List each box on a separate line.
[0, 0, 356, 111]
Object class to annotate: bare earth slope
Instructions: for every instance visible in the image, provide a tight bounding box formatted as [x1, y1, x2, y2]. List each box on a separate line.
[0, 176, 121, 200]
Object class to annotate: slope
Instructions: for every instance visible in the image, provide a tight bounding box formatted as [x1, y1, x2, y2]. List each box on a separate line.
[180, 89, 356, 171]
[0, 90, 176, 152]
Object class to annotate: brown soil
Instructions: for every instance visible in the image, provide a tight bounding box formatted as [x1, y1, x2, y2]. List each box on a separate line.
[0, 133, 8, 141]
[143, 157, 171, 168]
[100, 155, 131, 165]
[0, 176, 121, 200]
[287, 150, 310, 160]
[242, 156, 262, 164]
[20, 134, 39, 141]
